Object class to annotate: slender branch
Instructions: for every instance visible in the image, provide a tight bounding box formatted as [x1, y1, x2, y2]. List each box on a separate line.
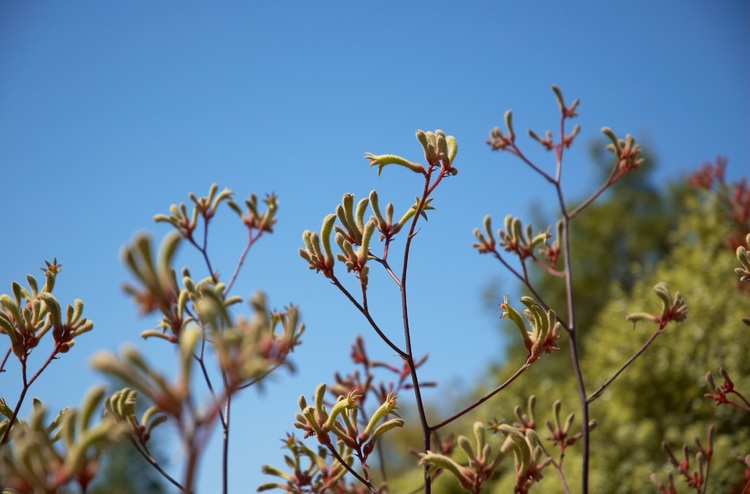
[531, 257, 566, 277]
[721, 397, 750, 412]
[550, 109, 591, 494]
[185, 219, 217, 283]
[701, 453, 711, 494]
[222, 393, 231, 494]
[194, 352, 226, 427]
[568, 162, 620, 219]
[132, 438, 190, 493]
[559, 194, 590, 494]
[430, 362, 530, 431]
[0, 346, 11, 374]
[399, 167, 445, 494]
[490, 249, 554, 316]
[183, 430, 200, 494]
[327, 445, 378, 494]
[0, 363, 29, 446]
[330, 276, 405, 358]
[1, 345, 62, 445]
[369, 256, 402, 287]
[730, 390, 750, 409]
[224, 229, 262, 295]
[237, 361, 285, 390]
[586, 326, 664, 404]
[536, 441, 571, 494]
[508, 146, 557, 185]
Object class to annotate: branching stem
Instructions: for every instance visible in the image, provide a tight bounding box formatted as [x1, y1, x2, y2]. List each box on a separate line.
[327, 445, 379, 494]
[0, 344, 63, 446]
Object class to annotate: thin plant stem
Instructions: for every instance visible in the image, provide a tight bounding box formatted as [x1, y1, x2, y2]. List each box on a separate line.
[490, 249, 554, 316]
[184, 216, 217, 283]
[536, 441, 571, 494]
[330, 276, 405, 358]
[587, 325, 664, 404]
[701, 454, 711, 494]
[183, 431, 199, 494]
[559, 188, 590, 494]
[370, 255, 402, 287]
[730, 390, 750, 409]
[0, 347, 11, 374]
[0, 344, 63, 446]
[430, 362, 530, 432]
[568, 161, 621, 219]
[327, 444, 378, 494]
[224, 229, 263, 295]
[237, 361, 284, 390]
[722, 398, 750, 412]
[399, 168, 444, 493]
[508, 146, 556, 185]
[132, 438, 189, 493]
[550, 108, 591, 494]
[222, 393, 231, 494]
[195, 354, 226, 427]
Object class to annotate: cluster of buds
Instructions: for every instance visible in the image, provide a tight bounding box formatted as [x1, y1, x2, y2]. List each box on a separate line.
[153, 183, 233, 240]
[0, 259, 92, 359]
[212, 293, 304, 392]
[651, 426, 714, 493]
[704, 367, 750, 412]
[510, 395, 537, 431]
[415, 129, 458, 175]
[492, 396, 595, 461]
[421, 421, 549, 494]
[228, 192, 278, 234]
[90, 329, 200, 419]
[122, 233, 231, 341]
[473, 215, 562, 275]
[544, 399, 595, 455]
[500, 296, 562, 364]
[0, 388, 129, 493]
[154, 184, 279, 243]
[736, 233, 750, 284]
[687, 156, 727, 190]
[486, 110, 516, 151]
[299, 193, 431, 286]
[478, 215, 551, 261]
[487, 86, 580, 153]
[122, 232, 181, 319]
[259, 434, 361, 492]
[301, 130, 458, 289]
[602, 127, 645, 177]
[626, 282, 688, 328]
[103, 387, 167, 446]
[737, 233, 750, 326]
[687, 159, 750, 249]
[365, 129, 458, 177]
[292, 384, 403, 469]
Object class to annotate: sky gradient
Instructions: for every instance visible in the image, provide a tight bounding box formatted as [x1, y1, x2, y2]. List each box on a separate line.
[1, 2, 749, 491]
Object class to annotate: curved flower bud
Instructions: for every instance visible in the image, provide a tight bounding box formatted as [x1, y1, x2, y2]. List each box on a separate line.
[365, 153, 425, 176]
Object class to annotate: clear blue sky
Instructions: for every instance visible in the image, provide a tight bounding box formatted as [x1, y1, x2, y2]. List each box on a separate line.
[1, 2, 748, 492]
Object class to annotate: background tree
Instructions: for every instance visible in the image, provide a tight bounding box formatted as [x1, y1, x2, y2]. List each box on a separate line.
[469, 158, 750, 493]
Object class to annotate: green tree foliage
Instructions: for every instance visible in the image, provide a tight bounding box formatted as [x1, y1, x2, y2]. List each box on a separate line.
[471, 164, 750, 493]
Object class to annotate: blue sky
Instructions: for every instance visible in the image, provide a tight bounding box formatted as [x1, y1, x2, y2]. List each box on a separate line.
[1, 2, 748, 492]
